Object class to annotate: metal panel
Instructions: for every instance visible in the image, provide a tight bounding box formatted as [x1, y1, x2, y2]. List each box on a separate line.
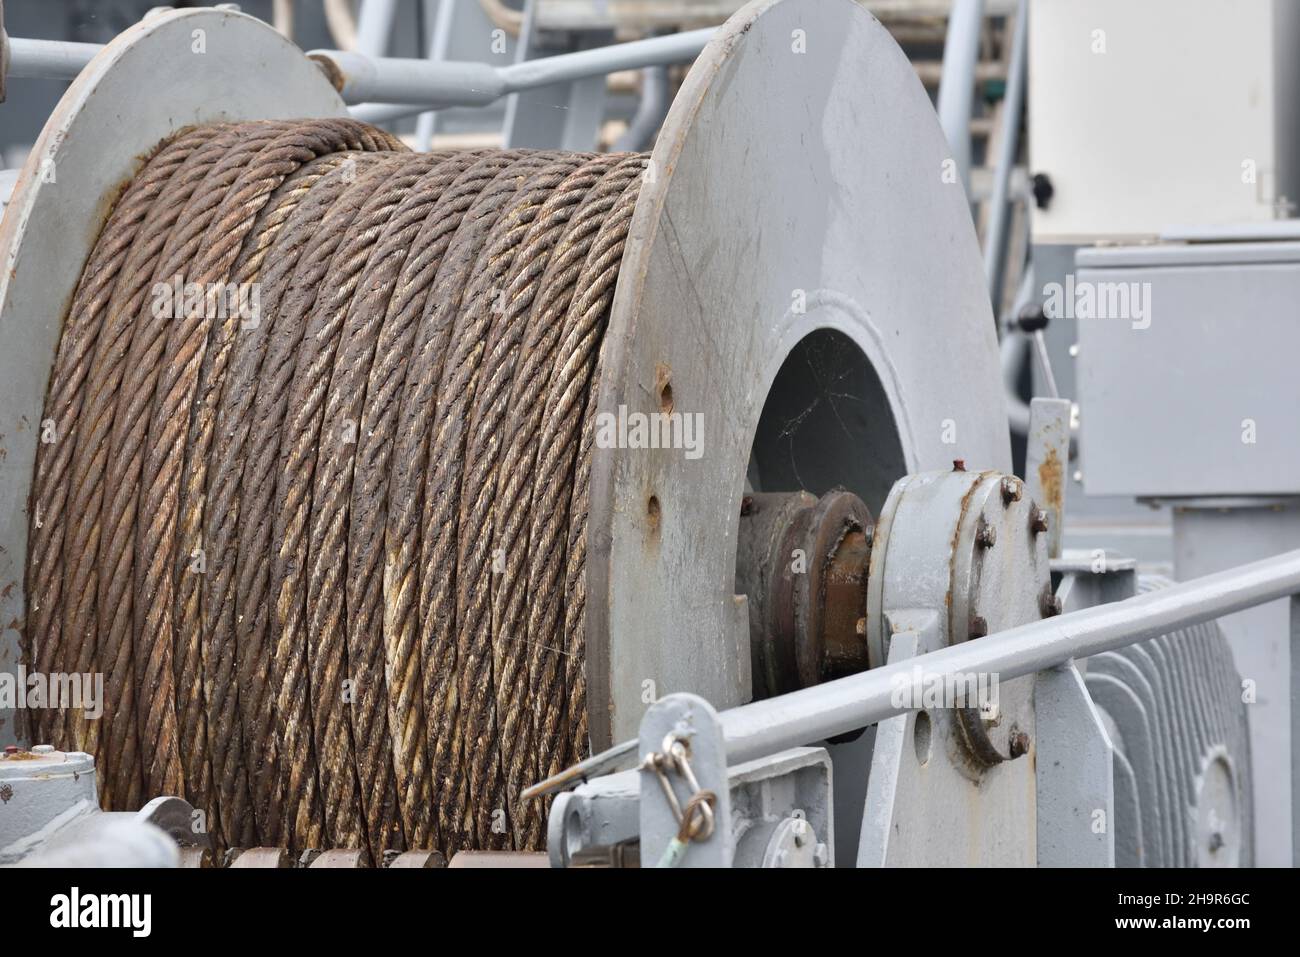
[1075, 248, 1300, 497]
[1173, 502, 1300, 865]
[1029, 0, 1299, 241]
[1035, 663, 1114, 866]
[1028, 241, 1173, 567]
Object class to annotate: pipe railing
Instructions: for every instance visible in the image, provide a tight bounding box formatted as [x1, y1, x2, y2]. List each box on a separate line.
[720, 548, 1300, 763]
[310, 27, 714, 108]
[4, 28, 713, 120]
[983, 0, 1027, 305]
[935, 0, 984, 194]
[526, 548, 1300, 796]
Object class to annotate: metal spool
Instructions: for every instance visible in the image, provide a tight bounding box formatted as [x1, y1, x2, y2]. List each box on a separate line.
[0, 0, 1008, 861]
[1084, 576, 1254, 868]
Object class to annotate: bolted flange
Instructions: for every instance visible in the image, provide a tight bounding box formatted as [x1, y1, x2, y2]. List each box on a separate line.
[866, 468, 1054, 768]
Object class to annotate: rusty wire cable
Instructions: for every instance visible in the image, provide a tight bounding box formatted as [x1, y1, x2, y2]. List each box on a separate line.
[26, 118, 646, 859]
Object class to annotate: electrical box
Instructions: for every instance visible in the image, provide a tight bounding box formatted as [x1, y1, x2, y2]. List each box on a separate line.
[1074, 237, 1300, 497]
[1030, 0, 1300, 241]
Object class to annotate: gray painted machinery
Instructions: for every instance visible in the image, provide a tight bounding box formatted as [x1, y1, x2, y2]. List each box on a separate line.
[0, 0, 1294, 869]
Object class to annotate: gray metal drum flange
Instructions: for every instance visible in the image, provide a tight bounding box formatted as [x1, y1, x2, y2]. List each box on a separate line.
[589, 0, 1009, 747]
[0, 7, 346, 741]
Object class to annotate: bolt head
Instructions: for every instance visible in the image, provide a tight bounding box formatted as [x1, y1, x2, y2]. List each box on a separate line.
[1040, 590, 1063, 618]
[976, 522, 997, 548]
[1009, 730, 1031, 758]
[1000, 476, 1022, 504]
[969, 615, 989, 639]
[1030, 507, 1049, 534]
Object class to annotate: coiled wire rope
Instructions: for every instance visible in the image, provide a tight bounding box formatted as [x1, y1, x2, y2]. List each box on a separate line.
[25, 118, 648, 861]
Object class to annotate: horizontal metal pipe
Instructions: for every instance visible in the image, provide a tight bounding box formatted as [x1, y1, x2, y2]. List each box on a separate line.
[721, 548, 1300, 764]
[7, 38, 102, 80]
[525, 548, 1300, 799]
[499, 27, 711, 91]
[311, 51, 505, 108]
[313, 26, 713, 106]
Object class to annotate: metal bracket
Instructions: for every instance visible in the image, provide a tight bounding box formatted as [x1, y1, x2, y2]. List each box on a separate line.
[550, 695, 832, 868]
[856, 625, 924, 867]
[638, 693, 733, 867]
[1026, 396, 1072, 559]
[1035, 662, 1115, 866]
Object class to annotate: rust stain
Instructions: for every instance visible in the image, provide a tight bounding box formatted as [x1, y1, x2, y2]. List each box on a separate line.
[654, 362, 674, 414]
[1038, 446, 1064, 515]
[645, 494, 662, 540]
[947, 472, 993, 641]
